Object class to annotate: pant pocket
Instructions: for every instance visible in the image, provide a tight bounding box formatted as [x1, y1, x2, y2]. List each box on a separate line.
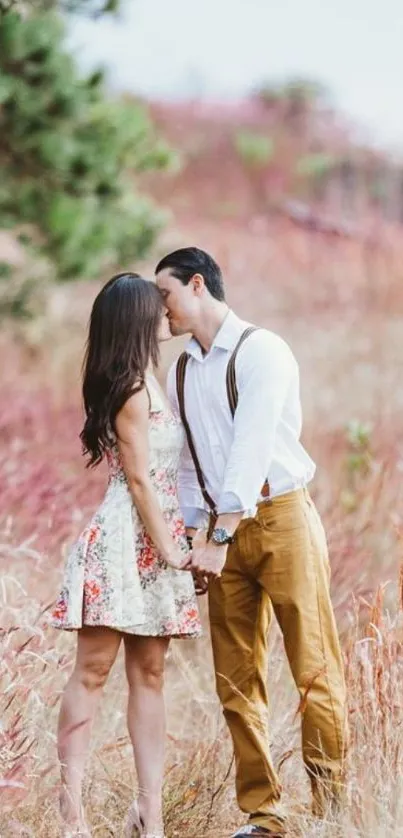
[304, 499, 331, 578]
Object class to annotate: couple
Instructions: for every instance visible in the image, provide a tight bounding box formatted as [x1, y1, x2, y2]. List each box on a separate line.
[52, 247, 347, 838]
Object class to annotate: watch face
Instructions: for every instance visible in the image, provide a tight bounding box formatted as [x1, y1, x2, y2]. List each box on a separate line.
[212, 528, 229, 544]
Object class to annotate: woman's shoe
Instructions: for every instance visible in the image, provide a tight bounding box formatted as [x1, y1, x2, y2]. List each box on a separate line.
[61, 826, 91, 838]
[59, 789, 91, 837]
[60, 813, 91, 837]
[124, 801, 165, 838]
[124, 801, 142, 838]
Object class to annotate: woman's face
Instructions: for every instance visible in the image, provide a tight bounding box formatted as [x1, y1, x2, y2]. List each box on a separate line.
[157, 308, 172, 342]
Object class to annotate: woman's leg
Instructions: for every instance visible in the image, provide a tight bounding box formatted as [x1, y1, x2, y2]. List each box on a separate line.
[124, 635, 170, 834]
[58, 626, 122, 826]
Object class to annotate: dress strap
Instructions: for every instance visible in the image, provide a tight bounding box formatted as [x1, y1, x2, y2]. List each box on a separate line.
[145, 375, 164, 412]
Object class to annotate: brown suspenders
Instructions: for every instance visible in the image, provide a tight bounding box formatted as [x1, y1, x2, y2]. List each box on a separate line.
[176, 351, 217, 515]
[175, 327, 270, 517]
[225, 326, 258, 417]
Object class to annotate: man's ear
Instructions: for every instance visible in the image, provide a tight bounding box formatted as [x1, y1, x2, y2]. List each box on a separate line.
[191, 273, 205, 296]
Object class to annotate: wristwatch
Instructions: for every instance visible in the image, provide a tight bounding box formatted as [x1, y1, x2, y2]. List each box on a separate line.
[211, 527, 235, 546]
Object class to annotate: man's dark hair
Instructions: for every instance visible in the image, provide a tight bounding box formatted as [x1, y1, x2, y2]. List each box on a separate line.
[155, 247, 225, 302]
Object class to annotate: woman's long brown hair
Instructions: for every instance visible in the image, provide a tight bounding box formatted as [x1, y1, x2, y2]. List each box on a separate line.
[80, 273, 163, 467]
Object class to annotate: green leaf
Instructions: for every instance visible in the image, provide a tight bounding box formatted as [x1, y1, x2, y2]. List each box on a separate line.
[296, 153, 337, 179]
[234, 131, 274, 168]
[0, 73, 14, 104]
[0, 261, 12, 281]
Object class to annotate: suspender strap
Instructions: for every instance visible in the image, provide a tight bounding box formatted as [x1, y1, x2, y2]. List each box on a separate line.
[176, 351, 218, 515]
[226, 326, 259, 417]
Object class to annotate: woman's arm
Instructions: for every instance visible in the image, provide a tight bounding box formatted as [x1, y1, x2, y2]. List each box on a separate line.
[115, 387, 188, 569]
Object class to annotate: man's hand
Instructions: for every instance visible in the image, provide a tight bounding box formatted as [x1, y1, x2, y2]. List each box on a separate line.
[191, 542, 228, 579]
[184, 528, 209, 592]
[191, 567, 209, 596]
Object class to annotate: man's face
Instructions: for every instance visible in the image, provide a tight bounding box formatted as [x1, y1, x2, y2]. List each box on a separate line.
[156, 268, 199, 336]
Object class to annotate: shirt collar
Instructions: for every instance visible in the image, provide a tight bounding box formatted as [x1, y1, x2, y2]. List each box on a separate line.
[185, 310, 247, 362]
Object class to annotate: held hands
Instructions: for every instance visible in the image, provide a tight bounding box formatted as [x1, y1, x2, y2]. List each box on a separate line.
[190, 528, 227, 582]
[164, 526, 205, 570]
[165, 547, 191, 570]
[188, 528, 209, 594]
[191, 542, 227, 580]
[166, 528, 228, 588]
[164, 528, 207, 573]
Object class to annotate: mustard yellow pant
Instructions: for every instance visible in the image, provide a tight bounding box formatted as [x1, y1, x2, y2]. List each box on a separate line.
[208, 489, 347, 833]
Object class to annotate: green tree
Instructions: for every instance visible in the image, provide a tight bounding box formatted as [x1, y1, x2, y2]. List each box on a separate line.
[0, 3, 175, 315]
[0, 0, 120, 18]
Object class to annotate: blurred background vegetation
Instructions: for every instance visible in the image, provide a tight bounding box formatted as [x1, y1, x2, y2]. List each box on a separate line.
[1, 0, 403, 319]
[0, 0, 177, 317]
[2, 4, 403, 835]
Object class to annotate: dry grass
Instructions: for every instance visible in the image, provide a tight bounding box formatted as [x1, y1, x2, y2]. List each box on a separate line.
[2, 541, 403, 837]
[2, 204, 403, 836]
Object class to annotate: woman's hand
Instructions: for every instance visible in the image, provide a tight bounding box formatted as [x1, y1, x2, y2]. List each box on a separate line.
[116, 391, 193, 569]
[164, 547, 192, 571]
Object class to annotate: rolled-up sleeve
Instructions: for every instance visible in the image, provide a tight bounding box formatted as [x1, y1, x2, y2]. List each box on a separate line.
[166, 363, 208, 528]
[217, 332, 296, 517]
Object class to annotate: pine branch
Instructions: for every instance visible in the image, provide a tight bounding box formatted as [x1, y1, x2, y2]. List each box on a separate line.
[0, 0, 120, 16]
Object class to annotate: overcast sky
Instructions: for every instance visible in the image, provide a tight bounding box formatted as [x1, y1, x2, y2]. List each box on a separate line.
[70, 0, 403, 150]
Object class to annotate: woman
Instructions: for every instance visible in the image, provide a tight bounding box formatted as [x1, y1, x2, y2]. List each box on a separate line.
[51, 273, 202, 838]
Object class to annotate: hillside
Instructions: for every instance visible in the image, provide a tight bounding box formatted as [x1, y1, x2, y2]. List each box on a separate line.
[1, 90, 403, 837]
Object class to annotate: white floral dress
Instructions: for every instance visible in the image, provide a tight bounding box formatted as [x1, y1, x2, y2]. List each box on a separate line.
[51, 377, 202, 638]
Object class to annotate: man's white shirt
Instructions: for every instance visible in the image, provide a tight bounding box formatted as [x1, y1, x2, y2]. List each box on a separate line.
[166, 310, 316, 528]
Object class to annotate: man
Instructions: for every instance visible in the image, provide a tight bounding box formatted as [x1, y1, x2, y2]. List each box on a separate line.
[156, 247, 347, 838]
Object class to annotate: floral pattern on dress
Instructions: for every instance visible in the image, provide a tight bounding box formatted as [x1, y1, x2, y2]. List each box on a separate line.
[51, 377, 202, 638]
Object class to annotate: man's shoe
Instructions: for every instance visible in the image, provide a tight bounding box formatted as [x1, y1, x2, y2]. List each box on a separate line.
[230, 827, 284, 837]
